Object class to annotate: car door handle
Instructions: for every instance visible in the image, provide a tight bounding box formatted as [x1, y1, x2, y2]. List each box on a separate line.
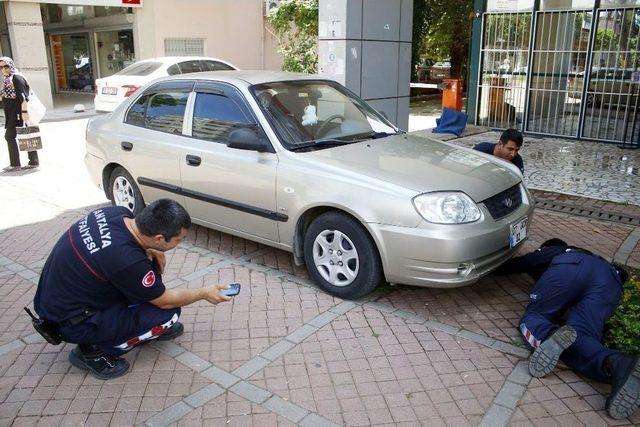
[121, 141, 133, 151]
[186, 155, 201, 166]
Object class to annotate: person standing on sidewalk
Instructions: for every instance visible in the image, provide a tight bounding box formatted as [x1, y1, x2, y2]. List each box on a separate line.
[33, 199, 232, 380]
[1, 56, 39, 172]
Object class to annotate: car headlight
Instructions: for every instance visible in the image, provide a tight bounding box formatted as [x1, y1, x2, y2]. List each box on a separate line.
[412, 192, 482, 224]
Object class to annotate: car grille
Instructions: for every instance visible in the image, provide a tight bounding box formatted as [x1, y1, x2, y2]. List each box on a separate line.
[482, 184, 522, 220]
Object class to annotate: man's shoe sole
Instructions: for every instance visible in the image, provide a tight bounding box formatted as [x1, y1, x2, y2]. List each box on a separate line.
[607, 359, 640, 420]
[157, 321, 184, 341]
[68, 349, 130, 380]
[529, 325, 577, 378]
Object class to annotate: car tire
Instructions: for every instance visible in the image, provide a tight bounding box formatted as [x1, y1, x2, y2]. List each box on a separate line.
[303, 211, 382, 299]
[108, 166, 145, 215]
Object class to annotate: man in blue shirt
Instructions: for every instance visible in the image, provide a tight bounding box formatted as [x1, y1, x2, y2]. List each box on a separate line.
[33, 199, 232, 380]
[500, 239, 638, 420]
[473, 128, 525, 173]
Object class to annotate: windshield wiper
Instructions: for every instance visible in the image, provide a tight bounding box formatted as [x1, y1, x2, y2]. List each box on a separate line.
[357, 130, 403, 139]
[289, 138, 357, 152]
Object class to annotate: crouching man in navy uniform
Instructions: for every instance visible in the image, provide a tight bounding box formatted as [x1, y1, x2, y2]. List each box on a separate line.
[33, 199, 231, 380]
[499, 238, 638, 420]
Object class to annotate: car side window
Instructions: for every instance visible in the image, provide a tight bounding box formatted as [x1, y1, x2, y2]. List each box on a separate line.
[145, 91, 190, 134]
[124, 94, 149, 127]
[167, 64, 181, 76]
[202, 60, 235, 71]
[178, 60, 203, 74]
[192, 92, 253, 143]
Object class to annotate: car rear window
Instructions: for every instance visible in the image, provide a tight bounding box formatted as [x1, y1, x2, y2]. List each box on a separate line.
[178, 60, 204, 74]
[117, 61, 162, 76]
[201, 60, 235, 71]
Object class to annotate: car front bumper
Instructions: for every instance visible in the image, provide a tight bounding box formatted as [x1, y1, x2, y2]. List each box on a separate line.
[369, 199, 534, 288]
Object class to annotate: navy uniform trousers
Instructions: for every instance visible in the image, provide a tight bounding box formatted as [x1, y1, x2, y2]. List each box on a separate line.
[58, 303, 180, 356]
[519, 251, 623, 383]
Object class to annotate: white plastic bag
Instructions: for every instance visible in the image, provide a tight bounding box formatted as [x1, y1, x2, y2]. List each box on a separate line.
[26, 90, 46, 125]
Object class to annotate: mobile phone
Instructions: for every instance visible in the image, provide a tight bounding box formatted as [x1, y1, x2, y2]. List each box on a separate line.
[221, 283, 241, 297]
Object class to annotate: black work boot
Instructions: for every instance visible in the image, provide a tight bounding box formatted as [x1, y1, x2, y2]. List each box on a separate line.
[529, 325, 577, 378]
[69, 345, 130, 380]
[157, 321, 184, 341]
[605, 354, 640, 420]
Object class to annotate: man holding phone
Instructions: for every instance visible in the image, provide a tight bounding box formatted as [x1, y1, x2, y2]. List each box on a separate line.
[32, 199, 234, 380]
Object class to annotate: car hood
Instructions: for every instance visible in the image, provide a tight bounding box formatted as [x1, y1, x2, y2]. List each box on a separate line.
[299, 133, 521, 202]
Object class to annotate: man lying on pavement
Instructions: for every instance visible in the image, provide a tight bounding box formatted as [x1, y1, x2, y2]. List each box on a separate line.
[499, 238, 638, 420]
[30, 199, 231, 380]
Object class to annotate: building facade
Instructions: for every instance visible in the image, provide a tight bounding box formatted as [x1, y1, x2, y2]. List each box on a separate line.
[468, 0, 640, 145]
[0, 0, 282, 109]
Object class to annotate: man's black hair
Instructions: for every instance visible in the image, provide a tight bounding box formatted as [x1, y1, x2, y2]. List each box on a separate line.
[499, 128, 524, 147]
[135, 199, 191, 241]
[540, 238, 568, 249]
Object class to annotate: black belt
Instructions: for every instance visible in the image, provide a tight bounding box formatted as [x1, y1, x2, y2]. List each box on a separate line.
[58, 309, 96, 328]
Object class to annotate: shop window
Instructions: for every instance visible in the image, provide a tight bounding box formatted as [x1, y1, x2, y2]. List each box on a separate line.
[192, 92, 253, 143]
[164, 38, 205, 56]
[145, 92, 189, 134]
[96, 29, 135, 77]
[50, 33, 94, 92]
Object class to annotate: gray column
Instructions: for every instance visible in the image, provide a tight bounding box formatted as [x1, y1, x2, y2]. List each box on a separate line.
[318, 0, 412, 131]
[4, 1, 53, 109]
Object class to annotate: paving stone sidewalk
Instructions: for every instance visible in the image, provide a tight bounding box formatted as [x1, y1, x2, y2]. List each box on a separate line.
[0, 193, 639, 427]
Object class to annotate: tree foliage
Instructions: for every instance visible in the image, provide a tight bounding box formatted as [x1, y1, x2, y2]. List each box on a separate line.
[267, 0, 319, 73]
[268, 0, 474, 79]
[413, 0, 475, 80]
[605, 275, 640, 355]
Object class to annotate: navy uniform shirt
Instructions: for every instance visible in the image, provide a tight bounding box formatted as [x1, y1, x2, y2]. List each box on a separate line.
[34, 206, 165, 323]
[497, 246, 567, 282]
[473, 142, 524, 174]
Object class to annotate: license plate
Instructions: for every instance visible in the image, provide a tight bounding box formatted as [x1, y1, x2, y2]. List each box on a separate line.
[102, 87, 118, 95]
[510, 217, 527, 248]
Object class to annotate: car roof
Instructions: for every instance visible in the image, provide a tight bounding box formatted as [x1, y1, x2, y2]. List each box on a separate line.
[153, 70, 333, 86]
[138, 56, 234, 65]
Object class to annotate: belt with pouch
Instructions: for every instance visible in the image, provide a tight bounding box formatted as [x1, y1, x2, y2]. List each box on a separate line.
[58, 309, 97, 328]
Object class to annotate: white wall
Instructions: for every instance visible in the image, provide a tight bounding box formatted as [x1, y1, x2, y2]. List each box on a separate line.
[4, 1, 54, 109]
[133, 0, 282, 70]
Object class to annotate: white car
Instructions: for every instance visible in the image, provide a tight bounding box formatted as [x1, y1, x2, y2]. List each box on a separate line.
[94, 56, 237, 112]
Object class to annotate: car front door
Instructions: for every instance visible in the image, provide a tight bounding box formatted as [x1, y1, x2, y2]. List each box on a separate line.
[179, 81, 280, 243]
[119, 80, 194, 207]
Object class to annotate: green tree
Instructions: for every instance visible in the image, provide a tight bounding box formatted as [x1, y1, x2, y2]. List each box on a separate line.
[414, 0, 475, 80]
[267, 0, 319, 73]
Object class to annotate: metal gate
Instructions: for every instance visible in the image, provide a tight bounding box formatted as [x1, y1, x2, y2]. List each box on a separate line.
[476, 2, 640, 145]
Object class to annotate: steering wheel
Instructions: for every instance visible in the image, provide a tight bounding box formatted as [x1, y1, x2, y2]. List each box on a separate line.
[315, 114, 346, 138]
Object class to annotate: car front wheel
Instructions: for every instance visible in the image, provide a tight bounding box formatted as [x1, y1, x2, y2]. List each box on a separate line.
[109, 166, 145, 215]
[304, 211, 382, 299]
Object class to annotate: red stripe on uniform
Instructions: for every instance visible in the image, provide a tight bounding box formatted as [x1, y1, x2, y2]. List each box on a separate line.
[68, 229, 107, 281]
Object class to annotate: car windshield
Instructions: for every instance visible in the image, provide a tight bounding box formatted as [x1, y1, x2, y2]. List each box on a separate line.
[116, 61, 162, 76]
[250, 80, 399, 150]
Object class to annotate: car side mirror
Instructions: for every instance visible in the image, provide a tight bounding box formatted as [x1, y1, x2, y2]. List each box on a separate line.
[226, 128, 270, 153]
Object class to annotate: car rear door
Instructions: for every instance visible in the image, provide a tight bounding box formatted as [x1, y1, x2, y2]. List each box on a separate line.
[179, 80, 280, 243]
[119, 80, 195, 206]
